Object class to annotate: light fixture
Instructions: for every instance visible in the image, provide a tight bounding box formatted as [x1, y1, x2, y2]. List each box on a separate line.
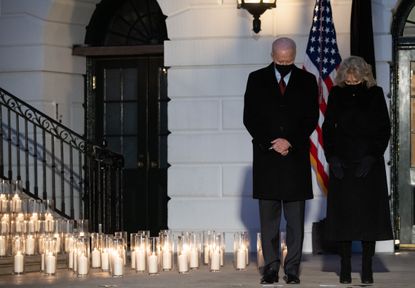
[237, 0, 277, 33]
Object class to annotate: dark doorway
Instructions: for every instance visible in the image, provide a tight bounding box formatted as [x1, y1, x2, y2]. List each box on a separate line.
[75, 0, 169, 235]
[93, 56, 168, 235]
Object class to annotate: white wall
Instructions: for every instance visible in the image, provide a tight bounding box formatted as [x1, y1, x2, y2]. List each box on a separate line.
[160, 0, 396, 252]
[0, 0, 98, 133]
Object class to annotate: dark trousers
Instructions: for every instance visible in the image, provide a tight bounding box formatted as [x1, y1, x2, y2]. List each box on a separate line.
[259, 199, 305, 276]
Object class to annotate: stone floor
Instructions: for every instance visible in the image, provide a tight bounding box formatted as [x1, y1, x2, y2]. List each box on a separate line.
[0, 252, 414, 288]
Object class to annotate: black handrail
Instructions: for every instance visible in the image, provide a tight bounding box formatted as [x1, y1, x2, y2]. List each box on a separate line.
[0, 87, 124, 233]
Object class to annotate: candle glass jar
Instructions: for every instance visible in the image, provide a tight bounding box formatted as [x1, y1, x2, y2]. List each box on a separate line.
[12, 236, 25, 274]
[209, 233, 221, 272]
[44, 213, 54, 234]
[44, 237, 57, 275]
[111, 237, 124, 277]
[101, 235, 112, 272]
[176, 234, 189, 274]
[0, 193, 8, 213]
[0, 234, 9, 257]
[147, 237, 160, 275]
[160, 231, 173, 271]
[25, 233, 36, 256]
[203, 230, 214, 265]
[90, 233, 101, 269]
[256, 232, 264, 270]
[76, 235, 90, 277]
[0, 214, 10, 237]
[129, 233, 137, 270]
[11, 193, 22, 213]
[134, 234, 147, 273]
[233, 232, 249, 270]
[188, 232, 201, 270]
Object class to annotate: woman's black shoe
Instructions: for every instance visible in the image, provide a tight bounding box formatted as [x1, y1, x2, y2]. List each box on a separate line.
[339, 274, 351, 284]
[361, 274, 374, 284]
[260, 268, 278, 284]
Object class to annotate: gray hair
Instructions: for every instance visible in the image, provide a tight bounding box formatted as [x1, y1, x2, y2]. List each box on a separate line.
[272, 37, 296, 55]
[335, 56, 376, 88]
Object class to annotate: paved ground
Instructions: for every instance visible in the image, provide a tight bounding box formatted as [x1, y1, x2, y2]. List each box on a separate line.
[0, 252, 414, 288]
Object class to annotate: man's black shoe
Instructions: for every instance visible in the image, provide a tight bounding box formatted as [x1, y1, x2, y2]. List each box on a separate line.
[260, 268, 278, 284]
[283, 274, 300, 284]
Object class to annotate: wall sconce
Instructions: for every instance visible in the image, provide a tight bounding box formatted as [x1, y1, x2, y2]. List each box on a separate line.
[237, 0, 277, 33]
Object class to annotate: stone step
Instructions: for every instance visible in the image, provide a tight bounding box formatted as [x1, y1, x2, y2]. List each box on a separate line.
[0, 254, 67, 275]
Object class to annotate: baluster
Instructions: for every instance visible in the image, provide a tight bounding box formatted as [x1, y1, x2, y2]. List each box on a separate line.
[60, 139, 65, 213]
[69, 146, 74, 218]
[7, 109, 12, 185]
[24, 119, 30, 194]
[78, 152, 83, 220]
[15, 113, 21, 181]
[33, 125, 38, 198]
[51, 134, 56, 210]
[0, 104, 4, 178]
[42, 130, 47, 200]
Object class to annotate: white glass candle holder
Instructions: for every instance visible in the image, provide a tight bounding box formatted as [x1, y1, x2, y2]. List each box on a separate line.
[11, 193, 22, 213]
[90, 233, 102, 269]
[114, 231, 127, 266]
[203, 230, 214, 265]
[147, 237, 160, 275]
[134, 234, 147, 273]
[0, 234, 9, 257]
[12, 213, 26, 234]
[44, 237, 57, 275]
[209, 234, 221, 272]
[188, 232, 201, 270]
[13, 236, 25, 275]
[76, 219, 88, 236]
[52, 220, 62, 254]
[176, 234, 189, 274]
[44, 213, 54, 234]
[130, 233, 137, 270]
[0, 214, 10, 237]
[257, 232, 264, 270]
[0, 193, 8, 213]
[233, 232, 249, 270]
[76, 236, 90, 277]
[160, 231, 174, 271]
[101, 235, 112, 272]
[111, 237, 124, 277]
[281, 231, 287, 267]
[24, 234, 36, 256]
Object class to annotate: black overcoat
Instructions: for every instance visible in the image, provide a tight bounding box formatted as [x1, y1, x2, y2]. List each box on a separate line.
[243, 63, 319, 201]
[322, 85, 393, 241]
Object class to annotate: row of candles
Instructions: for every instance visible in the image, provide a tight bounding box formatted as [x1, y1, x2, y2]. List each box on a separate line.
[4, 229, 265, 276]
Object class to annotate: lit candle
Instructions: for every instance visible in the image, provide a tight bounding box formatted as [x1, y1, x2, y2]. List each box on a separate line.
[189, 247, 199, 269]
[45, 252, 56, 274]
[45, 213, 54, 233]
[53, 234, 61, 254]
[162, 249, 172, 270]
[178, 253, 188, 273]
[0, 235, 6, 256]
[131, 249, 136, 269]
[14, 251, 24, 274]
[68, 250, 74, 269]
[25, 235, 35, 255]
[112, 253, 123, 276]
[101, 249, 109, 271]
[210, 248, 220, 271]
[236, 246, 247, 270]
[41, 253, 45, 271]
[77, 253, 88, 276]
[0, 194, 7, 212]
[148, 252, 158, 274]
[204, 245, 210, 265]
[91, 248, 101, 268]
[135, 248, 146, 272]
[11, 193, 22, 213]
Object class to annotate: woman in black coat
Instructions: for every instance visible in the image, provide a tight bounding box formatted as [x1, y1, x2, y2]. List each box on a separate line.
[322, 56, 393, 285]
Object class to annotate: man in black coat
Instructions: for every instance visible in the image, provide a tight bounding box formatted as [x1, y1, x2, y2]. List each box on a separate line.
[243, 37, 319, 284]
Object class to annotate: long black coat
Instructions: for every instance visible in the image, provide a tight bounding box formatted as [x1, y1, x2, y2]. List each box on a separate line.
[243, 63, 319, 201]
[322, 85, 393, 241]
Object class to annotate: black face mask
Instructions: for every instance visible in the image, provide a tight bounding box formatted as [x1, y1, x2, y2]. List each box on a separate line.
[275, 64, 294, 77]
[344, 82, 365, 94]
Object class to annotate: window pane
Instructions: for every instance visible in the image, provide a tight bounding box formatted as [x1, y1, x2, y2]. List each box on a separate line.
[123, 68, 138, 101]
[105, 103, 121, 135]
[104, 69, 121, 101]
[123, 136, 137, 169]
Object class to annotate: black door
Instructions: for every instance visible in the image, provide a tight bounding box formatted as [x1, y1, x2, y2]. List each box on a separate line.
[95, 56, 168, 235]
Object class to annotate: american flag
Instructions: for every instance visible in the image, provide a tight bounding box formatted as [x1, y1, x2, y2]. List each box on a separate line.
[303, 0, 342, 195]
